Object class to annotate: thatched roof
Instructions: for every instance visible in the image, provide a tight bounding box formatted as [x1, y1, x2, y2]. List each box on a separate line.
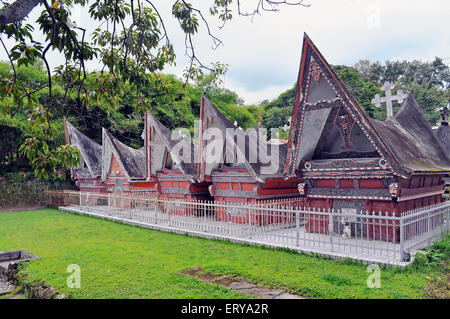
[64, 118, 102, 178]
[370, 94, 450, 173]
[102, 129, 146, 180]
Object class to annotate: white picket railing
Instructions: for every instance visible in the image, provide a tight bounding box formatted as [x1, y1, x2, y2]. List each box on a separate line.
[50, 191, 450, 265]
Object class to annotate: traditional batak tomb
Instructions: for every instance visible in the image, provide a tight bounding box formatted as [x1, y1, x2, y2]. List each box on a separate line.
[197, 96, 302, 223]
[64, 34, 450, 239]
[284, 34, 450, 240]
[101, 128, 147, 195]
[144, 110, 211, 202]
[198, 96, 302, 205]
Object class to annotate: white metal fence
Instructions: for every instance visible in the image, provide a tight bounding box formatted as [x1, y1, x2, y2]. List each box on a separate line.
[50, 191, 450, 265]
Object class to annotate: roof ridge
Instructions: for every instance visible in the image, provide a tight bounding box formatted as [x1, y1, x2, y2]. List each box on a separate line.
[64, 117, 102, 177]
[102, 128, 146, 180]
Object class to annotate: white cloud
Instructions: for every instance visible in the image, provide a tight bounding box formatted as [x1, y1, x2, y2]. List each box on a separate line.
[223, 76, 293, 106]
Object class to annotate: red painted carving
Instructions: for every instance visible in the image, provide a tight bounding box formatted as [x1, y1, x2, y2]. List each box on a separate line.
[298, 183, 307, 196]
[311, 60, 322, 85]
[336, 114, 354, 149]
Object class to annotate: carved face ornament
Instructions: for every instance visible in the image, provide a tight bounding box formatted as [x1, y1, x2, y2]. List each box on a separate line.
[297, 183, 307, 196]
[389, 183, 399, 198]
[336, 114, 353, 150]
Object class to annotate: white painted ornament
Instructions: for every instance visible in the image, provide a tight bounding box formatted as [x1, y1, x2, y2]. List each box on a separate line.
[283, 117, 292, 132]
[341, 218, 352, 239]
[343, 224, 351, 239]
[371, 82, 407, 118]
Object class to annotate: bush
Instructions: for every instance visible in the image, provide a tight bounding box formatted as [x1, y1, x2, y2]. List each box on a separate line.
[413, 235, 450, 270]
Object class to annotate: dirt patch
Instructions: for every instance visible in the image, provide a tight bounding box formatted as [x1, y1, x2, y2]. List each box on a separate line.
[180, 268, 304, 299]
[182, 267, 202, 276]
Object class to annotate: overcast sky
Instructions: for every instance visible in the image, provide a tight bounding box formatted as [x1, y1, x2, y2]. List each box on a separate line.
[1, 0, 449, 105]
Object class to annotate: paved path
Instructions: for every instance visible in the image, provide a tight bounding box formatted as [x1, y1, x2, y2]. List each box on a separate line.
[181, 268, 304, 299]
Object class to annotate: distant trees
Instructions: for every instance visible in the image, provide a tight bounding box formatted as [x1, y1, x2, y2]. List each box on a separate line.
[0, 0, 310, 178]
[333, 65, 383, 120]
[261, 86, 295, 138]
[195, 74, 261, 129]
[353, 58, 449, 125]
[262, 105, 291, 139]
[0, 61, 262, 174]
[354, 58, 450, 90]
[263, 86, 296, 112]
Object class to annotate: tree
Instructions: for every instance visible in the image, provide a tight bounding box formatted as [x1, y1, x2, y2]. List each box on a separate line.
[0, 60, 263, 175]
[263, 85, 296, 111]
[333, 65, 383, 120]
[260, 60, 449, 128]
[196, 75, 260, 128]
[0, 0, 310, 178]
[354, 58, 450, 90]
[352, 59, 449, 121]
[262, 106, 291, 138]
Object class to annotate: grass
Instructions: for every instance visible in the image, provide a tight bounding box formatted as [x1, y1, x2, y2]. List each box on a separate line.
[0, 208, 442, 299]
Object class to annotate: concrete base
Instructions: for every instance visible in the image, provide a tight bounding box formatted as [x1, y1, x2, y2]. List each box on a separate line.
[0, 251, 40, 281]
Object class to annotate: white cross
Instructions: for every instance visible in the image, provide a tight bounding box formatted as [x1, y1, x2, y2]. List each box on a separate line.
[175, 129, 185, 139]
[233, 120, 243, 130]
[283, 117, 292, 132]
[371, 82, 407, 118]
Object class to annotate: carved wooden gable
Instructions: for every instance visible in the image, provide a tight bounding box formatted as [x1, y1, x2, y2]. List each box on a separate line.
[285, 34, 405, 178]
[146, 110, 198, 183]
[312, 101, 378, 160]
[197, 95, 225, 181]
[198, 95, 261, 182]
[145, 112, 170, 178]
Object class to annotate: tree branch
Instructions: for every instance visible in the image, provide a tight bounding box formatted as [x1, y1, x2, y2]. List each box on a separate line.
[0, 0, 42, 26]
[0, 36, 16, 81]
[236, 0, 309, 19]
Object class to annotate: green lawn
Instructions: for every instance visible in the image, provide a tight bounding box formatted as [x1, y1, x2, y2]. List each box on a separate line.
[0, 209, 435, 298]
